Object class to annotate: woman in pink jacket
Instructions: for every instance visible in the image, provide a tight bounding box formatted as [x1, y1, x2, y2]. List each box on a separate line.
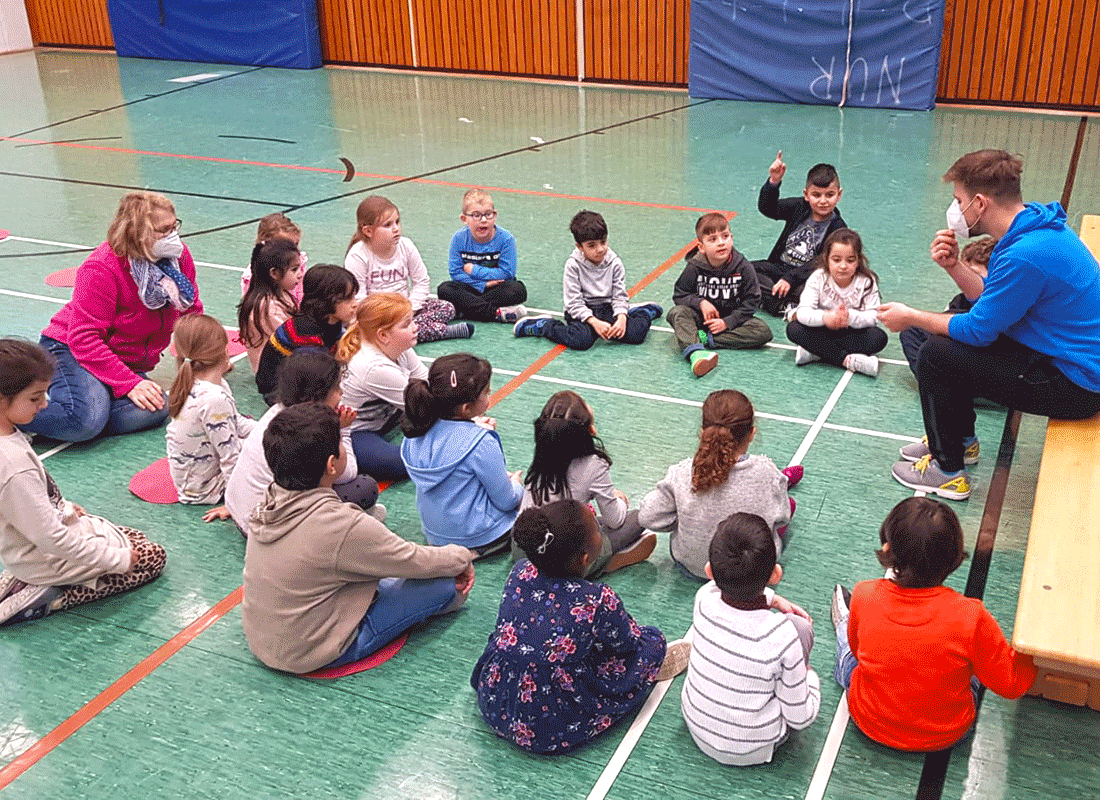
[23, 192, 203, 442]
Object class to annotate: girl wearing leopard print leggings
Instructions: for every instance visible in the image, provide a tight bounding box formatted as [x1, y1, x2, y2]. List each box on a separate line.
[0, 339, 166, 626]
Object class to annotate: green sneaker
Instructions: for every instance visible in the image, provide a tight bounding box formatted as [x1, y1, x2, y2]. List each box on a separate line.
[698, 329, 716, 349]
[899, 436, 979, 466]
[689, 350, 718, 377]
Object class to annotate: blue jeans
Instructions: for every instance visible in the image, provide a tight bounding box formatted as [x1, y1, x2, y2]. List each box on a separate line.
[350, 429, 408, 481]
[22, 336, 169, 442]
[543, 303, 653, 351]
[323, 576, 458, 668]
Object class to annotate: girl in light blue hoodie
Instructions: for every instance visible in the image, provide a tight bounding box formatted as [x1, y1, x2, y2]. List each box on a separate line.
[400, 353, 522, 557]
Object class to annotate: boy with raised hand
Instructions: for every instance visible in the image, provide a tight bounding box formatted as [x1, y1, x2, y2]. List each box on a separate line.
[754, 152, 847, 316]
[682, 513, 819, 766]
[437, 188, 528, 323]
[513, 209, 662, 349]
[668, 213, 772, 377]
[242, 402, 474, 674]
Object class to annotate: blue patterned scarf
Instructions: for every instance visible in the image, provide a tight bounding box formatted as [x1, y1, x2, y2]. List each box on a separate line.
[129, 257, 197, 311]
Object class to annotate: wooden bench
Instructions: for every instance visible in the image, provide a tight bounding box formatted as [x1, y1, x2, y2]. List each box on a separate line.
[1012, 214, 1100, 710]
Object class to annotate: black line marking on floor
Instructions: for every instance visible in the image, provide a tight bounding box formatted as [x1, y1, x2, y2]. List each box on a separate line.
[218, 134, 297, 144]
[14, 136, 122, 148]
[178, 98, 715, 241]
[339, 157, 355, 182]
[913, 410, 1020, 800]
[5, 67, 265, 139]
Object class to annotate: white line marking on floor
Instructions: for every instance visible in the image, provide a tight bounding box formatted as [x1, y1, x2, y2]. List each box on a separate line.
[4, 236, 243, 274]
[168, 72, 226, 83]
[790, 371, 853, 466]
[0, 288, 66, 304]
[804, 694, 852, 800]
[586, 628, 695, 800]
[39, 442, 72, 460]
[422, 357, 919, 444]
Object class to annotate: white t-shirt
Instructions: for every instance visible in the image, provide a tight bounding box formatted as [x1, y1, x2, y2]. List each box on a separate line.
[344, 238, 431, 310]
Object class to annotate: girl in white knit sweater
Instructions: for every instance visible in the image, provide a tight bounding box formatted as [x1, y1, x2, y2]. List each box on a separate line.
[785, 228, 888, 377]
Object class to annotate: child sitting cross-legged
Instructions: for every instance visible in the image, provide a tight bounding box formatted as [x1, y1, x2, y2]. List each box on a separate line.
[668, 213, 772, 377]
[831, 497, 1037, 751]
[242, 402, 475, 674]
[682, 512, 819, 766]
[513, 210, 662, 349]
[471, 500, 688, 754]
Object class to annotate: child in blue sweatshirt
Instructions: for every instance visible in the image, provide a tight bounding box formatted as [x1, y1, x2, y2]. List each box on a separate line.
[400, 353, 522, 557]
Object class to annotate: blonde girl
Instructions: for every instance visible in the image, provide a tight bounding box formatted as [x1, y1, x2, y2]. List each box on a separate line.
[345, 195, 472, 342]
[786, 228, 887, 377]
[639, 389, 800, 580]
[0, 339, 166, 626]
[166, 315, 254, 520]
[337, 292, 426, 480]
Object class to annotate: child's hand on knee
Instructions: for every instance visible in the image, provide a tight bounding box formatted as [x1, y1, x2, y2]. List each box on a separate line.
[700, 299, 719, 320]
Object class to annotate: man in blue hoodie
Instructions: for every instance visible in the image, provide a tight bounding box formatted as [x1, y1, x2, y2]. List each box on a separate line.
[879, 149, 1100, 500]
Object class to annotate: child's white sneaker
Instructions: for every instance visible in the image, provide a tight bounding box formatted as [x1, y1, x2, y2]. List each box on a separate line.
[795, 346, 819, 366]
[830, 584, 851, 632]
[844, 353, 879, 377]
[495, 304, 528, 323]
[367, 503, 387, 523]
[657, 639, 692, 681]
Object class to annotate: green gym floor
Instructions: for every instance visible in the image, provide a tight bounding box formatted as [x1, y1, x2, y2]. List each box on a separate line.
[1, 48, 1099, 800]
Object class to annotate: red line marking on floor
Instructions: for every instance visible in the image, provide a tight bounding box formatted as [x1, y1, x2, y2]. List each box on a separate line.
[0, 586, 243, 789]
[0, 136, 730, 215]
[0, 233, 698, 786]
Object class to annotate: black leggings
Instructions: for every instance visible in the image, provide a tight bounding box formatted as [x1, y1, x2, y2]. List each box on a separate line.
[786, 321, 887, 367]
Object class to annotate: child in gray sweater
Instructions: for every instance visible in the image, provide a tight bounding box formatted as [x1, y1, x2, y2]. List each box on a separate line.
[513, 210, 662, 349]
[639, 389, 801, 579]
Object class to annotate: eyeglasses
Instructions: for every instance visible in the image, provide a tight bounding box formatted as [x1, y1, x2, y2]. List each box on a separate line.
[154, 219, 183, 235]
[464, 210, 497, 221]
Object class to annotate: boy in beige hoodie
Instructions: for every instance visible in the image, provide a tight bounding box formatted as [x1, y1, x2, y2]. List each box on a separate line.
[242, 402, 475, 674]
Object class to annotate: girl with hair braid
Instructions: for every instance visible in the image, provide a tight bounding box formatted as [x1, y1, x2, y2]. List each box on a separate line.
[639, 390, 802, 580]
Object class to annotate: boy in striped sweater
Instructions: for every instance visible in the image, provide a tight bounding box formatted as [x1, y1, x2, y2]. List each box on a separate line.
[681, 512, 820, 765]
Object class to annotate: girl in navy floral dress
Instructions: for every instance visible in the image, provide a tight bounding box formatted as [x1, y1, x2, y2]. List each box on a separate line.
[471, 499, 680, 754]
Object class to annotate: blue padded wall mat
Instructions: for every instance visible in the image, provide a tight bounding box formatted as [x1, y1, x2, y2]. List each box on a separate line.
[689, 0, 944, 110]
[108, 0, 322, 69]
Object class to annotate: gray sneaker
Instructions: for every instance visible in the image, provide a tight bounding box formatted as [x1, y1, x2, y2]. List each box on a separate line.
[891, 456, 971, 500]
[0, 583, 62, 627]
[899, 436, 980, 466]
[367, 502, 387, 524]
[830, 584, 851, 632]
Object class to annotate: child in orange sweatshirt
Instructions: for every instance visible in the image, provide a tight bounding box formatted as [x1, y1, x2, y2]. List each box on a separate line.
[830, 497, 1036, 751]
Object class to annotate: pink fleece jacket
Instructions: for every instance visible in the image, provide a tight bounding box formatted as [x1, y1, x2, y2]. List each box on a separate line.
[41, 242, 203, 397]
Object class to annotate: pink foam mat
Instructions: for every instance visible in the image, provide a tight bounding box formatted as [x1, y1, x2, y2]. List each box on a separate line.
[301, 634, 408, 678]
[129, 457, 178, 504]
[45, 266, 79, 287]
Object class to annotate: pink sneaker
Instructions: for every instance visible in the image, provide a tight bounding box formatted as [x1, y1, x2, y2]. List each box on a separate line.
[782, 465, 804, 488]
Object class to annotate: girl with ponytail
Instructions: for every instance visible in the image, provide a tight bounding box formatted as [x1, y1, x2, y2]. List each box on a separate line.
[400, 353, 523, 557]
[639, 389, 803, 579]
[166, 314, 254, 520]
[336, 292, 426, 480]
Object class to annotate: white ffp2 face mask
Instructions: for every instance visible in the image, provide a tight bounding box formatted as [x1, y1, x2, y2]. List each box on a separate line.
[151, 232, 183, 260]
[946, 197, 976, 241]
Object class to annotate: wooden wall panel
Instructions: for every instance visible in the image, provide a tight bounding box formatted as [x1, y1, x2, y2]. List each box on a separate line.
[318, 0, 413, 66]
[409, 0, 576, 78]
[938, 0, 1100, 110]
[25, 0, 112, 48]
[585, 0, 687, 85]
